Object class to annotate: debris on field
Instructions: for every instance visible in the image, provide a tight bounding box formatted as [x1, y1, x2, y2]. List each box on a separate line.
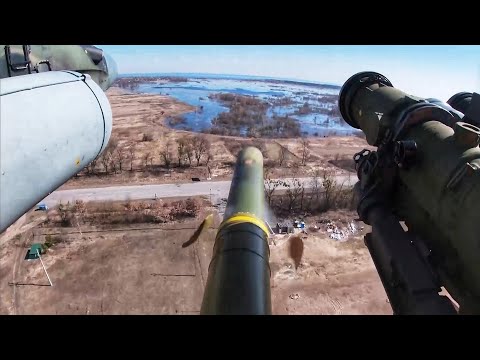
[323, 220, 359, 241]
[289, 293, 300, 300]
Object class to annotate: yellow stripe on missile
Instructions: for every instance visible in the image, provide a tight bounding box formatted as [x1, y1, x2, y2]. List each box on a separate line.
[219, 212, 269, 236]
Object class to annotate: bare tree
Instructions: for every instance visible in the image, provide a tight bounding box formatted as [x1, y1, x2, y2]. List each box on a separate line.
[192, 136, 210, 166]
[300, 137, 310, 166]
[160, 142, 173, 169]
[185, 142, 194, 166]
[322, 170, 337, 210]
[264, 178, 284, 207]
[128, 146, 135, 171]
[100, 153, 110, 174]
[115, 147, 126, 172]
[72, 200, 87, 236]
[205, 152, 213, 167]
[99, 136, 118, 175]
[73, 200, 87, 219]
[58, 202, 72, 226]
[91, 158, 98, 174]
[86, 158, 97, 175]
[144, 152, 151, 170]
[285, 178, 304, 212]
[328, 172, 352, 210]
[176, 137, 188, 167]
[109, 155, 117, 174]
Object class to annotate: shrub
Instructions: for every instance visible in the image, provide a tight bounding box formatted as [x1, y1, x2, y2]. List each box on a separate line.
[142, 133, 154, 142]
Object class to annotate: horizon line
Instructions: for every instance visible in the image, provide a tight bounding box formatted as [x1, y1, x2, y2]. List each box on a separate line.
[118, 71, 342, 87]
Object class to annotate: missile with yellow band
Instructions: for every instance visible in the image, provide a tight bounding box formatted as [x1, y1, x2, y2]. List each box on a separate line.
[200, 146, 272, 315]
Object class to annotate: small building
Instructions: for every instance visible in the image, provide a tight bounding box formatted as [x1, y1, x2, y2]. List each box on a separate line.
[25, 243, 43, 260]
[274, 222, 294, 234]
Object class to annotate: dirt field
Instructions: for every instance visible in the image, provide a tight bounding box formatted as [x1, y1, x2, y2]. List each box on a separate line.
[0, 205, 392, 315]
[270, 211, 391, 315]
[0, 204, 217, 315]
[61, 87, 372, 190]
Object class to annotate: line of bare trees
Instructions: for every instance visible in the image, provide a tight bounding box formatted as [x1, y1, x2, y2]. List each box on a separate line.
[52, 198, 201, 227]
[157, 135, 212, 169]
[85, 137, 125, 175]
[264, 169, 355, 217]
[83, 135, 212, 176]
[83, 131, 310, 177]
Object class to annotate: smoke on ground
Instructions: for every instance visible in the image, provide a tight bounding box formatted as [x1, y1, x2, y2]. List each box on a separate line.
[289, 235, 304, 269]
[264, 202, 278, 229]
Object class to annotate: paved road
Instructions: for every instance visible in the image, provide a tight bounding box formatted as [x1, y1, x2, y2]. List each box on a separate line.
[41, 175, 357, 208]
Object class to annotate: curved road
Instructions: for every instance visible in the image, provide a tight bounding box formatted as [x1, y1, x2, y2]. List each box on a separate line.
[41, 175, 357, 208]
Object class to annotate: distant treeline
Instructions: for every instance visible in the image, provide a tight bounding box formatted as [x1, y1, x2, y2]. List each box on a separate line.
[113, 76, 188, 89]
[114, 75, 340, 90]
[258, 78, 341, 90]
[196, 76, 341, 90]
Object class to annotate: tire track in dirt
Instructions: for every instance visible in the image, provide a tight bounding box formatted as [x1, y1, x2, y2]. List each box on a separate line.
[325, 293, 343, 315]
[11, 230, 32, 315]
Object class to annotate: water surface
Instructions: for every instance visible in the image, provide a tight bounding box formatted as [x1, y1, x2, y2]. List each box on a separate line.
[131, 74, 358, 136]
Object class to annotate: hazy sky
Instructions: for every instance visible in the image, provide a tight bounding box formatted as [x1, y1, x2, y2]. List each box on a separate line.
[99, 45, 480, 101]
